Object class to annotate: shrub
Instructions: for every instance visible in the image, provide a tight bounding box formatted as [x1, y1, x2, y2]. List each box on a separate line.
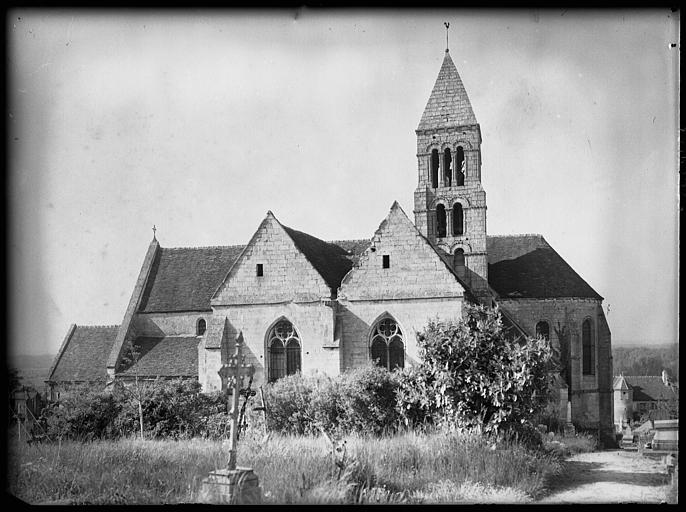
[396, 304, 556, 436]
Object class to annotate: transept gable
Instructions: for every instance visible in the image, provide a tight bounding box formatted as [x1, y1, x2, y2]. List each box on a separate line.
[211, 211, 335, 305]
[338, 201, 469, 301]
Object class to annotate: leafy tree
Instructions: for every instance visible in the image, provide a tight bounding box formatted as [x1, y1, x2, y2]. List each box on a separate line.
[396, 304, 556, 437]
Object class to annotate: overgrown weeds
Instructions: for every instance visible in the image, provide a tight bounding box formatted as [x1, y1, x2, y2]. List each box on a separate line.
[9, 428, 564, 504]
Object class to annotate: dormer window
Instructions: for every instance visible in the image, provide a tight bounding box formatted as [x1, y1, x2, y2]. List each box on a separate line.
[256, 264, 264, 277]
[382, 255, 390, 269]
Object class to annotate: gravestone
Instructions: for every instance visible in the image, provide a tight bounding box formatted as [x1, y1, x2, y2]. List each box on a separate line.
[199, 332, 262, 504]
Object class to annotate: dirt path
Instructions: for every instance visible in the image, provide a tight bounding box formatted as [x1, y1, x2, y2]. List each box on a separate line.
[537, 450, 672, 504]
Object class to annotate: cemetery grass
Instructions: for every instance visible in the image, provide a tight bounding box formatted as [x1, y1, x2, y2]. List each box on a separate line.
[7, 427, 571, 505]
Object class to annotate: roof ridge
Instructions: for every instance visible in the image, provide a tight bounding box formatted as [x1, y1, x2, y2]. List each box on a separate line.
[77, 324, 120, 329]
[487, 233, 544, 238]
[164, 244, 246, 251]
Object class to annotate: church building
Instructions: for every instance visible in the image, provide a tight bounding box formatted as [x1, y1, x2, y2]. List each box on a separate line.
[46, 46, 614, 444]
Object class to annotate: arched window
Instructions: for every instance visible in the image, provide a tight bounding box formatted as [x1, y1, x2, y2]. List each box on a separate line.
[430, 149, 439, 188]
[370, 318, 404, 370]
[436, 204, 446, 238]
[455, 146, 465, 186]
[268, 320, 301, 382]
[453, 248, 465, 268]
[535, 321, 549, 341]
[452, 203, 463, 236]
[197, 318, 207, 336]
[582, 319, 594, 375]
[444, 148, 452, 187]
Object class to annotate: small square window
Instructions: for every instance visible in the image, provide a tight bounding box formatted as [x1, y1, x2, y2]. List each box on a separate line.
[382, 255, 390, 269]
[256, 264, 264, 277]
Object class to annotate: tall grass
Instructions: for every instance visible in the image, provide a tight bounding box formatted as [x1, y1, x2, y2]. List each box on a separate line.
[8, 426, 563, 504]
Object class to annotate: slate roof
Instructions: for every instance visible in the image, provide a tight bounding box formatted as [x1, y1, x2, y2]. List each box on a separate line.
[48, 325, 119, 383]
[622, 376, 677, 402]
[139, 246, 245, 313]
[486, 234, 603, 300]
[417, 51, 477, 131]
[118, 336, 199, 378]
[282, 226, 357, 292]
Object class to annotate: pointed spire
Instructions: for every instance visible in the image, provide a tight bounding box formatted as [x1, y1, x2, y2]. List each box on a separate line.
[417, 50, 477, 131]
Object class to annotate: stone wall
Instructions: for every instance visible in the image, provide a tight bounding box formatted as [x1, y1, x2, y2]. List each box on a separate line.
[497, 297, 614, 437]
[133, 311, 211, 337]
[201, 302, 337, 391]
[338, 298, 463, 371]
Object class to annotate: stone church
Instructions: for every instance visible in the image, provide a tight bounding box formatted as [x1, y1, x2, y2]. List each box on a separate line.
[46, 48, 614, 443]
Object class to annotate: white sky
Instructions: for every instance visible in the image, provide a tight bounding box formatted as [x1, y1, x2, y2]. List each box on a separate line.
[7, 9, 680, 358]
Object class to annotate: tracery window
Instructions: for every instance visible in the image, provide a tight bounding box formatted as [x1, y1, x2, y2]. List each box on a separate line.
[370, 318, 404, 371]
[582, 319, 595, 375]
[436, 204, 447, 238]
[268, 320, 301, 382]
[535, 321, 549, 341]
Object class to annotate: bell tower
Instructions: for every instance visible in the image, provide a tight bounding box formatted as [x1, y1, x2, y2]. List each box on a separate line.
[413, 46, 488, 295]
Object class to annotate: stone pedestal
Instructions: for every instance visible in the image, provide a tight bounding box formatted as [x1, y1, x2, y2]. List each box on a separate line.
[199, 467, 262, 504]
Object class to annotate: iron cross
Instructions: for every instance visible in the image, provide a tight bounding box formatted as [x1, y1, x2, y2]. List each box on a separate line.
[218, 331, 255, 470]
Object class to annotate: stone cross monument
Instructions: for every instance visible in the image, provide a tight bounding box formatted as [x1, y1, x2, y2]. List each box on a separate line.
[200, 332, 262, 503]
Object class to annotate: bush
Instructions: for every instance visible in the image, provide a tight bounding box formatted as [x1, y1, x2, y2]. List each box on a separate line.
[263, 366, 402, 436]
[396, 304, 556, 436]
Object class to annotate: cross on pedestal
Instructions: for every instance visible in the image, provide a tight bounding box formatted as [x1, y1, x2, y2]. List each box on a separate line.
[218, 331, 255, 470]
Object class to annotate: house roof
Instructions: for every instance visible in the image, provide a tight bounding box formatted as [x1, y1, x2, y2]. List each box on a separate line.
[417, 51, 477, 131]
[622, 376, 677, 402]
[486, 234, 603, 300]
[613, 374, 631, 391]
[48, 325, 120, 383]
[282, 226, 357, 292]
[118, 336, 199, 378]
[138, 246, 245, 313]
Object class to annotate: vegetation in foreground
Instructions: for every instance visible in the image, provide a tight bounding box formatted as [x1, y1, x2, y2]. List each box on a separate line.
[8, 305, 592, 504]
[7, 426, 597, 505]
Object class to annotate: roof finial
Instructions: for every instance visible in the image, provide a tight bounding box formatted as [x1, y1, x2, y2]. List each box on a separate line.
[444, 21, 450, 52]
[152, 224, 157, 240]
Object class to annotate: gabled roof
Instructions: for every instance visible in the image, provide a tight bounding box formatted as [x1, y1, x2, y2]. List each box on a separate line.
[47, 325, 120, 383]
[417, 51, 477, 131]
[487, 234, 603, 300]
[622, 376, 677, 402]
[613, 374, 630, 391]
[117, 336, 199, 378]
[281, 226, 356, 292]
[139, 246, 245, 313]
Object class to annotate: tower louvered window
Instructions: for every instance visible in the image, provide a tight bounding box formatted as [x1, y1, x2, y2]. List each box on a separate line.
[455, 146, 465, 186]
[370, 318, 404, 371]
[431, 149, 439, 188]
[268, 320, 301, 382]
[582, 319, 594, 375]
[452, 203, 463, 236]
[436, 204, 447, 238]
[444, 148, 452, 186]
